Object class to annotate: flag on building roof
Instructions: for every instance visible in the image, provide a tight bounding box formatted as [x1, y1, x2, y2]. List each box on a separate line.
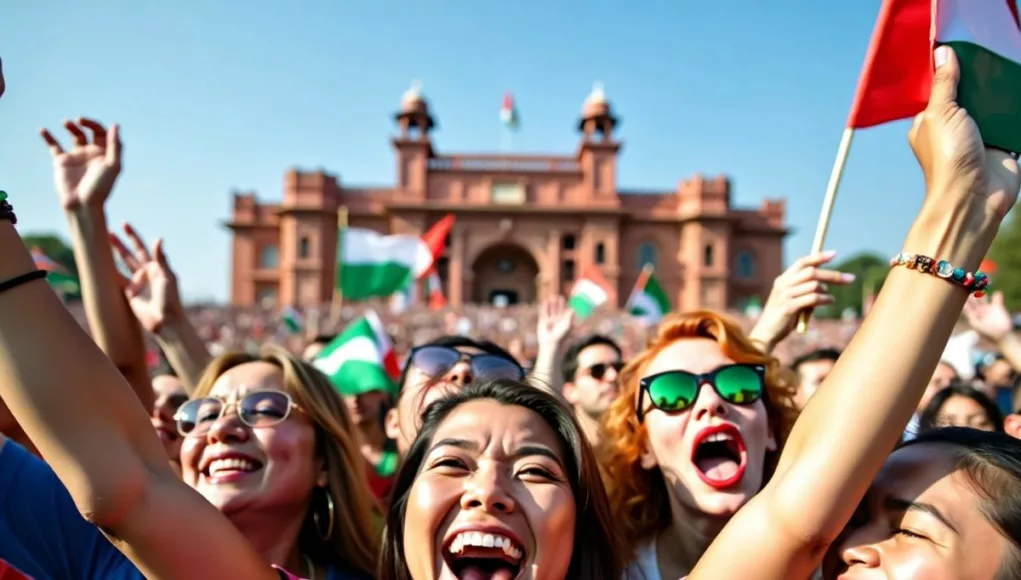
[31, 246, 79, 294]
[500, 92, 519, 130]
[848, 0, 1021, 151]
[281, 306, 304, 335]
[568, 265, 610, 319]
[313, 309, 400, 397]
[627, 268, 670, 324]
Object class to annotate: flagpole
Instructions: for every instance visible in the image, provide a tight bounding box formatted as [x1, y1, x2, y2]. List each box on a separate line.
[795, 127, 856, 333]
[330, 206, 349, 327]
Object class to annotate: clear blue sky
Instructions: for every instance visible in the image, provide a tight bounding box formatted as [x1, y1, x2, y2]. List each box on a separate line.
[1, 0, 934, 301]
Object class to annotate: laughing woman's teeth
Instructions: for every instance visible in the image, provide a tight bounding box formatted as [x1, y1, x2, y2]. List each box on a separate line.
[448, 531, 523, 560]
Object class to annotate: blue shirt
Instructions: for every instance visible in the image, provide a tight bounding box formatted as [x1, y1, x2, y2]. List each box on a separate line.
[0, 440, 372, 580]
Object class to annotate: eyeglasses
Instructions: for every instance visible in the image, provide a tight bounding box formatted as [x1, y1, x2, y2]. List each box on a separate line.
[408, 345, 524, 382]
[636, 363, 765, 421]
[174, 390, 304, 437]
[584, 361, 624, 381]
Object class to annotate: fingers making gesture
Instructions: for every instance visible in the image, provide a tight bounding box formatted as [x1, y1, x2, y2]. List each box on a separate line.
[749, 251, 854, 351]
[536, 295, 575, 348]
[40, 118, 123, 211]
[110, 223, 182, 334]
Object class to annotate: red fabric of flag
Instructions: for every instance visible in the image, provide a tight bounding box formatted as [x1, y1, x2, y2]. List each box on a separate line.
[0, 559, 33, 580]
[847, 0, 932, 129]
[419, 214, 455, 277]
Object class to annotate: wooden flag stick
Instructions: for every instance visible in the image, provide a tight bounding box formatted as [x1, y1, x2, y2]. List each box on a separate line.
[329, 207, 349, 327]
[796, 127, 856, 333]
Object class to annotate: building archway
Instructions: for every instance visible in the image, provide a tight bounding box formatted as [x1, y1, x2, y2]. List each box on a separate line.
[471, 244, 540, 305]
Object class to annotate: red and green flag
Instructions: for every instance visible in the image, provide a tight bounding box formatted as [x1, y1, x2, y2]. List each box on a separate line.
[31, 247, 79, 294]
[500, 92, 519, 130]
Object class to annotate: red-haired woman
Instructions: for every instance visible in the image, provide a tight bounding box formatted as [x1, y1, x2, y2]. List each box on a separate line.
[601, 310, 799, 579]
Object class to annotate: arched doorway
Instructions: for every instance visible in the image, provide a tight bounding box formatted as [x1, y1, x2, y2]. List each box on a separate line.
[471, 244, 540, 305]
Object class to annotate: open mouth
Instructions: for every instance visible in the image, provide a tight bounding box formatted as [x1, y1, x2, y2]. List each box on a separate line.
[690, 423, 747, 490]
[443, 530, 526, 580]
[153, 424, 179, 443]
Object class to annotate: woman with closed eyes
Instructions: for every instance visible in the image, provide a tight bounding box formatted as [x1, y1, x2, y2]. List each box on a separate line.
[379, 378, 624, 580]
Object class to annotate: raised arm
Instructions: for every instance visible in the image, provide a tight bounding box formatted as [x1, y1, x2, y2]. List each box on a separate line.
[529, 295, 574, 394]
[691, 46, 1021, 579]
[41, 120, 153, 411]
[111, 224, 211, 392]
[0, 178, 273, 578]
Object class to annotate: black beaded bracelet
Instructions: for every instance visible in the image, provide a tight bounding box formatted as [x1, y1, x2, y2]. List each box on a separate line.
[0, 270, 47, 295]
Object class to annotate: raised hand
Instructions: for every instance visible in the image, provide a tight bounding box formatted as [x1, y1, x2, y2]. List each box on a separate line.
[40, 118, 123, 211]
[110, 223, 182, 334]
[963, 290, 1014, 342]
[536, 295, 574, 347]
[909, 46, 1020, 227]
[750, 251, 854, 350]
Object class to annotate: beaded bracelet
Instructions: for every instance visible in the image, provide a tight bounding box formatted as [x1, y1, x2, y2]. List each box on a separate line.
[0, 191, 15, 225]
[890, 252, 990, 297]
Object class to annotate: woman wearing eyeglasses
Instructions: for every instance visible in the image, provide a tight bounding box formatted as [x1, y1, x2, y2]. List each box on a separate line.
[0, 343, 380, 579]
[600, 310, 799, 580]
[384, 336, 526, 456]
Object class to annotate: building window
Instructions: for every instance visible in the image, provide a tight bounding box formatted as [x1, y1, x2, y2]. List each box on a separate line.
[703, 244, 714, 267]
[498, 259, 514, 273]
[563, 259, 576, 281]
[491, 183, 525, 205]
[735, 251, 756, 279]
[637, 242, 658, 269]
[257, 286, 278, 307]
[259, 245, 280, 269]
[298, 236, 311, 259]
[561, 234, 576, 251]
[437, 257, 449, 280]
[595, 242, 606, 265]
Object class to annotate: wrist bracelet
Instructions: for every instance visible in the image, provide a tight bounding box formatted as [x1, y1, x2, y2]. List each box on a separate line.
[890, 252, 990, 296]
[0, 270, 47, 295]
[0, 191, 17, 225]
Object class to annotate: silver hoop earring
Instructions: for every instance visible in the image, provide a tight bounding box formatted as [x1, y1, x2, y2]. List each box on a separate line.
[313, 488, 335, 541]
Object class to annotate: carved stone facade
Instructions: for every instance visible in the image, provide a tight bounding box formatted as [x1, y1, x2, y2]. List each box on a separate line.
[226, 85, 788, 311]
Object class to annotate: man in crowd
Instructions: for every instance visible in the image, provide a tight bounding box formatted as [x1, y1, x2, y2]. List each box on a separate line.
[560, 334, 623, 446]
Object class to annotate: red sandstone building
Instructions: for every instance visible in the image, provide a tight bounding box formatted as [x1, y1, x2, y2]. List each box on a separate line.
[226, 85, 788, 311]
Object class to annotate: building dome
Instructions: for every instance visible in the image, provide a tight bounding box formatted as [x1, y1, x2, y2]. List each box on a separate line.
[399, 80, 429, 116]
[581, 82, 611, 119]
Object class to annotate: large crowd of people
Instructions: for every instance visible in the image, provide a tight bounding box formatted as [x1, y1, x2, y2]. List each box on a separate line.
[3, 46, 1021, 580]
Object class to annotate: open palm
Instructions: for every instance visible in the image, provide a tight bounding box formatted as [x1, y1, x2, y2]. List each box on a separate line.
[41, 118, 123, 211]
[111, 223, 181, 334]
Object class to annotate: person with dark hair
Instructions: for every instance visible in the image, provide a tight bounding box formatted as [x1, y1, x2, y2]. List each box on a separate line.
[302, 334, 336, 362]
[379, 378, 624, 580]
[560, 334, 623, 445]
[383, 335, 524, 456]
[822, 428, 1021, 579]
[790, 348, 840, 410]
[918, 382, 1004, 433]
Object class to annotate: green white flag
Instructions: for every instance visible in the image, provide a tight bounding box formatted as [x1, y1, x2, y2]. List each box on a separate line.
[281, 306, 304, 335]
[628, 271, 670, 324]
[338, 228, 437, 300]
[568, 266, 610, 319]
[313, 309, 400, 397]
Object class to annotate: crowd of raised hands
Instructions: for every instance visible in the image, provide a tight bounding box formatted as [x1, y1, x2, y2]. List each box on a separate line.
[3, 47, 1021, 580]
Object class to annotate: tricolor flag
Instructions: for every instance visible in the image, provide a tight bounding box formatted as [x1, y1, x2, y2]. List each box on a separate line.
[568, 265, 611, 319]
[426, 269, 447, 310]
[281, 306, 304, 335]
[500, 92, 519, 131]
[313, 309, 401, 397]
[627, 268, 671, 324]
[337, 227, 447, 301]
[849, 0, 1021, 152]
[31, 247, 79, 294]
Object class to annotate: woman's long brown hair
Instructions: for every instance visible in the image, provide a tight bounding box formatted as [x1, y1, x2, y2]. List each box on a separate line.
[193, 347, 381, 576]
[598, 310, 799, 555]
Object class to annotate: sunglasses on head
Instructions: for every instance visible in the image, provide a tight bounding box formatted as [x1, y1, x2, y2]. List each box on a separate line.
[585, 361, 624, 381]
[174, 389, 303, 437]
[409, 345, 524, 382]
[636, 363, 765, 422]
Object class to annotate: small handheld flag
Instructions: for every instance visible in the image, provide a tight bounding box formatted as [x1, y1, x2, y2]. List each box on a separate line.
[500, 92, 519, 131]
